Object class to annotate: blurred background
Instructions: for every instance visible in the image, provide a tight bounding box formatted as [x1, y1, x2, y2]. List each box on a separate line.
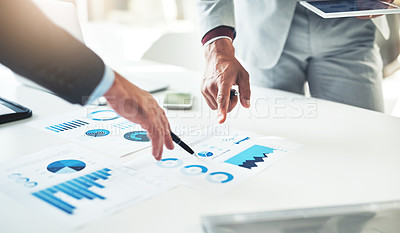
[3, 0, 400, 116]
[58, 0, 204, 71]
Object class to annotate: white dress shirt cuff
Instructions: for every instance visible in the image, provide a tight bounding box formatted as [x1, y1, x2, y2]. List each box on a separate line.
[203, 36, 232, 47]
[86, 65, 115, 105]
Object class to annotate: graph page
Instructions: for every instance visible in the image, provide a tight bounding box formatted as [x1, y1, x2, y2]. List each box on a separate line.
[29, 107, 151, 157]
[128, 130, 302, 195]
[0, 144, 174, 229]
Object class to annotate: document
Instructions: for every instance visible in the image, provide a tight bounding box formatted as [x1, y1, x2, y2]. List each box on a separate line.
[29, 107, 150, 157]
[128, 130, 301, 195]
[0, 144, 174, 229]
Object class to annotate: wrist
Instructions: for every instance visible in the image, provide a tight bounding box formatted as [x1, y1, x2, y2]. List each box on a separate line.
[104, 71, 122, 100]
[204, 38, 235, 61]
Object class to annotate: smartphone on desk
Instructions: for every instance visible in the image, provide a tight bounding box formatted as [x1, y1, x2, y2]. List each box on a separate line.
[163, 92, 193, 110]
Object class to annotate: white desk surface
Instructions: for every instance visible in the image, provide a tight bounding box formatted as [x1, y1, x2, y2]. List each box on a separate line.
[1, 61, 400, 233]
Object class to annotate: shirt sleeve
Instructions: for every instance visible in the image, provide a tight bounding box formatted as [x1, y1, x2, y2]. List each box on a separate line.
[85, 65, 115, 105]
[201, 26, 235, 46]
[196, 0, 236, 40]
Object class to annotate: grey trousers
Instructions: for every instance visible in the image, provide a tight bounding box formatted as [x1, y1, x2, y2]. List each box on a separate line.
[247, 4, 384, 112]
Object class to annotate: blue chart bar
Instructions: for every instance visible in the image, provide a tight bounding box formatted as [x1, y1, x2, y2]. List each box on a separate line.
[31, 168, 111, 215]
[45, 120, 89, 133]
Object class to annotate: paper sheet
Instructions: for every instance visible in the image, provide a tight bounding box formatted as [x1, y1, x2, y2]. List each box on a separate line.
[128, 130, 302, 195]
[0, 144, 174, 229]
[28, 107, 151, 157]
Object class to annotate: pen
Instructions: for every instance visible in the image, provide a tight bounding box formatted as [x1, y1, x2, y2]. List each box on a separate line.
[170, 132, 197, 157]
[230, 89, 238, 97]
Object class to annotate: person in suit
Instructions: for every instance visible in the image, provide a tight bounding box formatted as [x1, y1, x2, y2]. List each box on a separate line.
[196, 0, 391, 123]
[0, 0, 173, 159]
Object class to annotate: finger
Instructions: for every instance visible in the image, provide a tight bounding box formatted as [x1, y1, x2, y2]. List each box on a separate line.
[156, 126, 165, 160]
[214, 86, 237, 113]
[357, 15, 381, 19]
[208, 84, 219, 109]
[227, 94, 238, 113]
[149, 134, 159, 160]
[216, 81, 232, 124]
[237, 71, 251, 108]
[161, 113, 174, 150]
[203, 88, 217, 110]
[164, 132, 174, 150]
[149, 126, 163, 160]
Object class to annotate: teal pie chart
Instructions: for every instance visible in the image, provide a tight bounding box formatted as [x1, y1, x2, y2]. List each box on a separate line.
[88, 110, 120, 121]
[124, 131, 149, 142]
[206, 172, 234, 183]
[86, 129, 110, 137]
[157, 158, 183, 168]
[198, 151, 213, 157]
[47, 160, 86, 174]
[181, 165, 208, 176]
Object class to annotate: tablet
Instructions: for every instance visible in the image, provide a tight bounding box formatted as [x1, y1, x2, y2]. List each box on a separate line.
[300, 0, 400, 18]
[202, 200, 400, 233]
[0, 97, 32, 124]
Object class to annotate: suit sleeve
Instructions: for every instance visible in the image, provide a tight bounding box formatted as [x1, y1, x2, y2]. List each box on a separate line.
[196, 0, 236, 38]
[0, 0, 105, 105]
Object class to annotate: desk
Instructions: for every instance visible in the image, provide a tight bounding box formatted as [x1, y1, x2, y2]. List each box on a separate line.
[1, 61, 400, 233]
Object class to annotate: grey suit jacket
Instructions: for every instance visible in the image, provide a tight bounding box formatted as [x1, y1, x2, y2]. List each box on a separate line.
[196, 0, 389, 69]
[0, 0, 105, 105]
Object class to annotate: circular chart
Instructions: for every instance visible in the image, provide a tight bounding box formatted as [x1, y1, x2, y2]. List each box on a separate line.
[124, 131, 149, 142]
[181, 165, 208, 176]
[198, 151, 214, 157]
[47, 160, 86, 174]
[16, 177, 29, 183]
[24, 182, 38, 188]
[86, 129, 110, 137]
[157, 158, 183, 169]
[206, 172, 234, 184]
[88, 110, 120, 121]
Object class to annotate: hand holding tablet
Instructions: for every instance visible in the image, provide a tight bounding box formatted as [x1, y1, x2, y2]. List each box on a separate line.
[300, 0, 400, 18]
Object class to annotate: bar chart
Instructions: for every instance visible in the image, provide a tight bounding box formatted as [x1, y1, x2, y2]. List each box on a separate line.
[29, 108, 152, 157]
[32, 168, 112, 214]
[45, 119, 89, 133]
[0, 144, 175, 229]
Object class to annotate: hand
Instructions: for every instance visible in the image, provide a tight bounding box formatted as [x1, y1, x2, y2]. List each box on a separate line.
[202, 38, 251, 124]
[357, 0, 394, 19]
[104, 71, 174, 160]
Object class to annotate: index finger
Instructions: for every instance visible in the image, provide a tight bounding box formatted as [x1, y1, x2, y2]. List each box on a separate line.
[148, 127, 163, 160]
[216, 82, 232, 124]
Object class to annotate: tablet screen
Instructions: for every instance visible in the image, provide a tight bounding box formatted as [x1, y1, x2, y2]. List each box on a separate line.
[309, 0, 395, 13]
[0, 102, 16, 115]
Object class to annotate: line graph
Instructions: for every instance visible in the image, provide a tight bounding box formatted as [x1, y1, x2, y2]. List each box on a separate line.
[224, 145, 276, 169]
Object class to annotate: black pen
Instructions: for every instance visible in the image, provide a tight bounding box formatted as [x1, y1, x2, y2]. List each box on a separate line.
[170, 132, 197, 157]
[230, 89, 238, 98]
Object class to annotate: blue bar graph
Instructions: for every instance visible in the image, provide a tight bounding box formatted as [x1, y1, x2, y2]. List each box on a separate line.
[45, 120, 89, 133]
[112, 120, 137, 129]
[32, 168, 111, 215]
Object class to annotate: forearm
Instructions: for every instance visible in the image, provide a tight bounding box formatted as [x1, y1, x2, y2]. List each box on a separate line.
[204, 38, 235, 61]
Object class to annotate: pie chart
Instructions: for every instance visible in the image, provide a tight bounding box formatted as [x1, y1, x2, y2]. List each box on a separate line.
[47, 160, 86, 174]
[156, 158, 183, 168]
[123, 131, 149, 142]
[198, 151, 213, 157]
[86, 129, 110, 137]
[88, 110, 120, 121]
